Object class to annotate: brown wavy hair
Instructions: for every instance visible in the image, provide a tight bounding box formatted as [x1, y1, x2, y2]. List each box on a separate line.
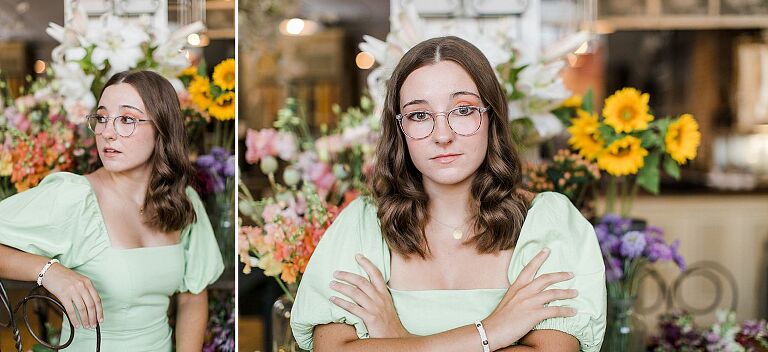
[99, 70, 197, 233]
[372, 36, 529, 259]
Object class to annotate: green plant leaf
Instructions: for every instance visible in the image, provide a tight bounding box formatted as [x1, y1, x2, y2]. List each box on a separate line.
[637, 152, 661, 194]
[598, 124, 620, 145]
[663, 155, 681, 179]
[583, 89, 594, 113]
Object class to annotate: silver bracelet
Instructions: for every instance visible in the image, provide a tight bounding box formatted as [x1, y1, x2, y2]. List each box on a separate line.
[37, 258, 59, 286]
[474, 320, 490, 352]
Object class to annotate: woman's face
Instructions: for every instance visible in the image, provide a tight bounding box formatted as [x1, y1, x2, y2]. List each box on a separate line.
[398, 60, 489, 187]
[95, 83, 156, 174]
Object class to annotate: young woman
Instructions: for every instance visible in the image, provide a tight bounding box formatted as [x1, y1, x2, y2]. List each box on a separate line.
[0, 70, 224, 351]
[291, 36, 606, 351]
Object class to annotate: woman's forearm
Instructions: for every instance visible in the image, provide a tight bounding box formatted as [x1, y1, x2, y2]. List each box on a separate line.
[315, 323, 496, 352]
[0, 244, 49, 281]
[175, 290, 208, 352]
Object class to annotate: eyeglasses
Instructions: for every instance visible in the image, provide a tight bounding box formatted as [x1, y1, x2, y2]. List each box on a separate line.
[85, 114, 152, 137]
[395, 105, 489, 140]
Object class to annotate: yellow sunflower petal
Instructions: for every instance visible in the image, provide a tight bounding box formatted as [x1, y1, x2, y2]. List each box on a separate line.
[562, 94, 583, 109]
[209, 91, 235, 121]
[665, 113, 701, 164]
[212, 58, 236, 91]
[567, 109, 604, 160]
[178, 65, 198, 78]
[597, 135, 649, 176]
[188, 76, 213, 110]
[602, 88, 654, 133]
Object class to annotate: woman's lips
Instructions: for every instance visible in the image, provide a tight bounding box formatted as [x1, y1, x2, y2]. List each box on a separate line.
[430, 153, 461, 164]
[102, 147, 122, 157]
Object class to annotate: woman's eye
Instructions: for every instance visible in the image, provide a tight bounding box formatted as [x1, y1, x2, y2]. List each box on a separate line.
[409, 112, 430, 121]
[119, 116, 137, 124]
[456, 106, 473, 115]
[95, 115, 108, 123]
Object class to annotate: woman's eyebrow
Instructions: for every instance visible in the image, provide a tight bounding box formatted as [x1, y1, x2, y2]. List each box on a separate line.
[451, 91, 481, 100]
[120, 105, 145, 114]
[402, 99, 429, 110]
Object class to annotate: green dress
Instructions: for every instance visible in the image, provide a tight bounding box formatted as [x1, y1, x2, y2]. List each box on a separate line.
[0, 172, 225, 351]
[291, 192, 607, 351]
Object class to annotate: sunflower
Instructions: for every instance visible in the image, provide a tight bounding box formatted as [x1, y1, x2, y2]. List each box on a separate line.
[567, 109, 604, 160]
[665, 113, 700, 165]
[188, 76, 213, 111]
[208, 91, 235, 121]
[602, 88, 654, 133]
[562, 94, 583, 109]
[597, 136, 648, 176]
[178, 65, 198, 78]
[212, 58, 235, 91]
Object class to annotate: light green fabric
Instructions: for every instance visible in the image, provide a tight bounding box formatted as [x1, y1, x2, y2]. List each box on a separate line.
[0, 172, 224, 351]
[291, 192, 607, 351]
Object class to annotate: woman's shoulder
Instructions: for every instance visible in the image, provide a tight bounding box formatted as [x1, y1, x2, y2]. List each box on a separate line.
[40, 171, 92, 190]
[312, 196, 383, 256]
[528, 191, 588, 226]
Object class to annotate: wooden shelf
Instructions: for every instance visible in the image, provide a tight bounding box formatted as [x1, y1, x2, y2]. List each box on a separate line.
[597, 15, 768, 31]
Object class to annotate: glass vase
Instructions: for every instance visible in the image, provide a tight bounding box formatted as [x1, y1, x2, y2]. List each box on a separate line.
[272, 284, 305, 352]
[602, 296, 645, 352]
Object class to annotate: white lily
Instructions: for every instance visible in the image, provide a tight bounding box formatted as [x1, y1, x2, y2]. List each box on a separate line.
[154, 21, 204, 74]
[89, 15, 149, 75]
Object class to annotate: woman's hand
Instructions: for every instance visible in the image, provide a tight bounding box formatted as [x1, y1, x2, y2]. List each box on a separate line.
[42, 263, 103, 329]
[483, 248, 579, 351]
[329, 254, 412, 339]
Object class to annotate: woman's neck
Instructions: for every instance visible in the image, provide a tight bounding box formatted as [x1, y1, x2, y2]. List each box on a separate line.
[423, 176, 473, 227]
[95, 167, 150, 206]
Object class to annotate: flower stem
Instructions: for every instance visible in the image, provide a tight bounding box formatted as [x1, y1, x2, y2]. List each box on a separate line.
[605, 176, 617, 216]
[275, 277, 295, 303]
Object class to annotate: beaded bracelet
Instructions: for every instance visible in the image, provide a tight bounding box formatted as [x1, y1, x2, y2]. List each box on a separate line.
[36, 258, 59, 286]
[474, 321, 490, 352]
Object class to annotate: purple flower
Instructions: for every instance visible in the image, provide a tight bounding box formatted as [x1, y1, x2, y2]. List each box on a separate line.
[740, 320, 766, 337]
[223, 156, 236, 177]
[599, 234, 620, 257]
[620, 231, 647, 258]
[606, 257, 623, 282]
[670, 240, 686, 271]
[196, 154, 216, 168]
[646, 242, 672, 262]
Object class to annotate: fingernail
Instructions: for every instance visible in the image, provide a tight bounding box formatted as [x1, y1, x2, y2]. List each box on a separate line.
[99, 318, 104, 323]
[329, 281, 336, 289]
[329, 297, 337, 303]
[355, 254, 363, 260]
[542, 247, 550, 254]
[569, 272, 575, 278]
[333, 271, 340, 278]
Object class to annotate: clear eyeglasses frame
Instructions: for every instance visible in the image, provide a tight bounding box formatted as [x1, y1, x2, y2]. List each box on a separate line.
[85, 114, 152, 138]
[395, 105, 490, 140]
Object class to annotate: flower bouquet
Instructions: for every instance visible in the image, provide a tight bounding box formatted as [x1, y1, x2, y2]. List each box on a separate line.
[196, 147, 236, 270]
[562, 88, 702, 217]
[594, 215, 686, 351]
[648, 310, 768, 351]
[178, 59, 236, 153]
[239, 97, 375, 351]
[0, 76, 84, 199]
[523, 148, 601, 217]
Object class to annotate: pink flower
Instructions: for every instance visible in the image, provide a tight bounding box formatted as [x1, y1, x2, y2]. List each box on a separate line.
[245, 128, 277, 164]
[261, 203, 282, 222]
[308, 162, 336, 198]
[274, 132, 298, 161]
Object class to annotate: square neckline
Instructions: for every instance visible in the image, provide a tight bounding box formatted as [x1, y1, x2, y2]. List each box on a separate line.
[386, 192, 548, 293]
[82, 175, 183, 251]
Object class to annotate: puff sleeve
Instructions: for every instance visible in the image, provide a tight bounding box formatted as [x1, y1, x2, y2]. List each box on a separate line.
[0, 172, 109, 268]
[508, 192, 607, 351]
[290, 197, 389, 351]
[176, 187, 225, 294]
